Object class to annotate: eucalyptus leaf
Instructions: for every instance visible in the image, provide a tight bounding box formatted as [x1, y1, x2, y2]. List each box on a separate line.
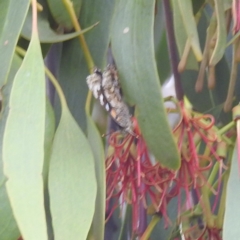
[172, 0, 199, 70]
[47, 0, 82, 30]
[111, 0, 180, 170]
[49, 108, 97, 240]
[2, 32, 47, 239]
[209, 0, 227, 66]
[21, 4, 98, 43]
[87, 116, 105, 240]
[177, 0, 203, 61]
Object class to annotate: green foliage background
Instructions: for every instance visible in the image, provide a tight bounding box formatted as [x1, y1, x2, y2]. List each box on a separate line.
[0, 0, 239, 239]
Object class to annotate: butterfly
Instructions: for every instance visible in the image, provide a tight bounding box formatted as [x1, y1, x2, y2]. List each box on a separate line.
[86, 65, 135, 136]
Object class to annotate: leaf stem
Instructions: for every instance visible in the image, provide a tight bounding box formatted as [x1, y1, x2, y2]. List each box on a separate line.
[218, 121, 235, 135]
[62, 0, 94, 72]
[216, 167, 230, 228]
[31, 0, 38, 34]
[140, 215, 160, 240]
[162, 0, 184, 101]
[62, 0, 95, 115]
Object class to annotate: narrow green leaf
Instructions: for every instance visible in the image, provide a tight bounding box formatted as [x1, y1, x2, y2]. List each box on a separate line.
[21, 3, 98, 43]
[87, 116, 105, 240]
[111, 0, 180, 170]
[43, 99, 55, 240]
[172, 0, 198, 70]
[0, 0, 30, 87]
[49, 108, 97, 240]
[223, 145, 240, 239]
[176, 0, 203, 61]
[0, 54, 22, 240]
[47, 0, 82, 30]
[2, 34, 47, 239]
[209, 0, 227, 66]
[118, 205, 132, 240]
[154, 1, 171, 82]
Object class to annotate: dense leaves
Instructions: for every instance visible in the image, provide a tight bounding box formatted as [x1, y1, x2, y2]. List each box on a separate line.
[0, 0, 239, 240]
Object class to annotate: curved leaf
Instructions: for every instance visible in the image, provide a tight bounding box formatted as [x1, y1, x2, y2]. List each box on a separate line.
[111, 0, 180, 170]
[209, 0, 227, 66]
[154, 1, 171, 83]
[21, 4, 98, 43]
[2, 33, 47, 239]
[172, 0, 198, 70]
[47, 0, 82, 30]
[0, 0, 29, 87]
[49, 108, 97, 240]
[87, 116, 105, 240]
[43, 99, 55, 240]
[177, 0, 203, 61]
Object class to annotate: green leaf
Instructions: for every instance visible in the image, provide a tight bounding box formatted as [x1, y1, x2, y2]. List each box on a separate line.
[0, 0, 30, 87]
[192, 0, 206, 15]
[49, 108, 97, 240]
[42, 100, 55, 240]
[172, 0, 199, 70]
[2, 33, 47, 239]
[0, 54, 22, 240]
[154, 1, 171, 83]
[209, 0, 227, 66]
[111, 0, 180, 170]
[177, 0, 203, 61]
[47, 0, 82, 30]
[54, 0, 116, 133]
[223, 145, 240, 239]
[87, 116, 105, 240]
[21, 3, 98, 43]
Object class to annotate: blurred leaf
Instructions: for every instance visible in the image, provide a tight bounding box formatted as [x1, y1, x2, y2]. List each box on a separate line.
[49, 107, 96, 240]
[54, 0, 116, 133]
[181, 11, 231, 123]
[224, 0, 232, 11]
[154, 1, 171, 83]
[87, 116, 105, 240]
[118, 204, 132, 240]
[111, 0, 180, 170]
[209, 0, 227, 66]
[22, 4, 98, 43]
[104, 203, 121, 240]
[0, 0, 29, 87]
[2, 32, 47, 239]
[172, 0, 198, 70]
[192, 0, 206, 15]
[0, 54, 22, 240]
[47, 0, 82, 30]
[177, 0, 202, 61]
[150, 192, 185, 240]
[223, 145, 240, 239]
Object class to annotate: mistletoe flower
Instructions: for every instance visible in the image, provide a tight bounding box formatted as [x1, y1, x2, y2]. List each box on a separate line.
[105, 118, 175, 232]
[172, 101, 224, 212]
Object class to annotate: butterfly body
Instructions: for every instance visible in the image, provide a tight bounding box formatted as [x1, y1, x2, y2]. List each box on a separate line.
[86, 65, 135, 136]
